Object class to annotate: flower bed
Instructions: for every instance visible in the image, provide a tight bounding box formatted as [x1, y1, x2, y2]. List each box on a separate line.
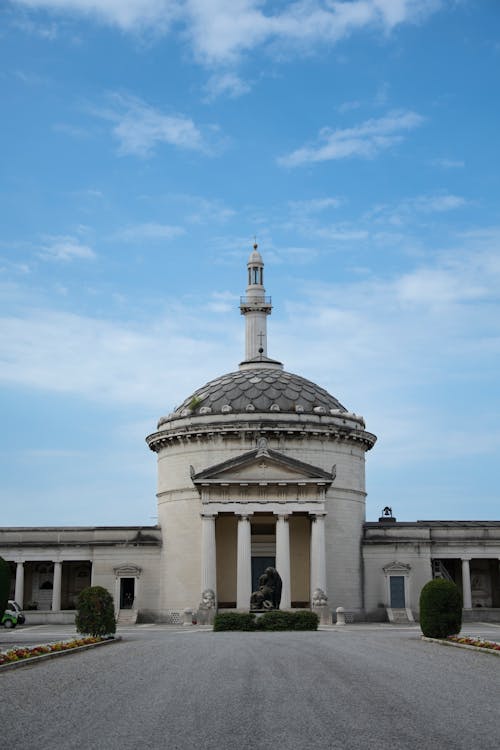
[447, 636, 500, 652]
[0, 636, 111, 666]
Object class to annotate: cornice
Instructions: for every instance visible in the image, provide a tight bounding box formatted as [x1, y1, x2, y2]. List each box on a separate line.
[146, 414, 376, 454]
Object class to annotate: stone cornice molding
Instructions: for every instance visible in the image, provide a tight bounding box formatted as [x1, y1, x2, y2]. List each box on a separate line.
[113, 563, 142, 578]
[147, 412, 376, 454]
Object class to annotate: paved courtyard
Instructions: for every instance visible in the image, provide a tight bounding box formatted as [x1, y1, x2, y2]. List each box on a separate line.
[1, 623, 499, 750]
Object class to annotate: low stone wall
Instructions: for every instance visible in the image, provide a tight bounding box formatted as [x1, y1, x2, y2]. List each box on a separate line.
[22, 611, 76, 625]
[462, 608, 500, 623]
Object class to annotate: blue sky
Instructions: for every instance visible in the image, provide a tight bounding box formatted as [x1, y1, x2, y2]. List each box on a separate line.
[1, 0, 499, 526]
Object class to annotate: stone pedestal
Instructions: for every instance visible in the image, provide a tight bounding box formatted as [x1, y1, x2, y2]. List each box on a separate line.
[335, 606, 346, 625]
[312, 603, 331, 625]
[183, 608, 193, 626]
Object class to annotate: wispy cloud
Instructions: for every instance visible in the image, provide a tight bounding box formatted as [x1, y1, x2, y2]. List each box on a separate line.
[38, 235, 96, 261]
[12, 0, 180, 33]
[289, 197, 342, 213]
[113, 223, 185, 242]
[366, 192, 468, 226]
[203, 72, 251, 101]
[92, 93, 207, 157]
[431, 158, 465, 169]
[277, 110, 425, 167]
[12, 1, 442, 64]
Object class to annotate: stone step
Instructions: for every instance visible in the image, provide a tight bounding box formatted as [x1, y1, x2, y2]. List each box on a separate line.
[117, 608, 138, 625]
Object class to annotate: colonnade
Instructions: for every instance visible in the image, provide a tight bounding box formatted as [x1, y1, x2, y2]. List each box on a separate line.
[11, 560, 93, 611]
[200, 511, 327, 610]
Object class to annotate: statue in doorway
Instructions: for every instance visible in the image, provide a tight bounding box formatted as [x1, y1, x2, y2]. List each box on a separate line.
[250, 567, 282, 611]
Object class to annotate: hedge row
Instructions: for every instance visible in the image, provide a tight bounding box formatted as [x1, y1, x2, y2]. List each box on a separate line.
[213, 610, 319, 631]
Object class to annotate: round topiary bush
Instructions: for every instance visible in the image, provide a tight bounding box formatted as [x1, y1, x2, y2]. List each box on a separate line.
[76, 586, 116, 636]
[419, 578, 462, 638]
[0, 557, 11, 620]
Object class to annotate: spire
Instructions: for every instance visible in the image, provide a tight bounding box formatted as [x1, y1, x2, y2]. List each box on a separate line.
[239, 243, 282, 370]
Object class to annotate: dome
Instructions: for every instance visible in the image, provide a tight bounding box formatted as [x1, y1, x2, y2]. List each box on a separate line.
[171, 368, 347, 418]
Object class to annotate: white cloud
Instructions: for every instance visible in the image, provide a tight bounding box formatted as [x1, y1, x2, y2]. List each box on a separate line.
[277, 110, 425, 167]
[184, 0, 441, 64]
[412, 194, 467, 212]
[13, 1, 442, 64]
[206, 290, 239, 313]
[0, 305, 240, 410]
[113, 223, 185, 242]
[289, 197, 342, 213]
[432, 158, 465, 169]
[92, 93, 206, 157]
[365, 192, 468, 226]
[14, 0, 181, 32]
[203, 71, 251, 101]
[38, 235, 96, 261]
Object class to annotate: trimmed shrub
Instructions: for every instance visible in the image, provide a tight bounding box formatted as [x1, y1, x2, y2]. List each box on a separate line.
[76, 586, 116, 636]
[213, 612, 256, 631]
[291, 610, 319, 631]
[419, 578, 462, 638]
[213, 610, 319, 631]
[0, 557, 10, 620]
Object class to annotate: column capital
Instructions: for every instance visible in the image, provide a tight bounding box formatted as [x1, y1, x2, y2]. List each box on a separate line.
[309, 511, 327, 520]
[461, 557, 472, 562]
[200, 511, 218, 520]
[274, 512, 290, 522]
[236, 512, 253, 520]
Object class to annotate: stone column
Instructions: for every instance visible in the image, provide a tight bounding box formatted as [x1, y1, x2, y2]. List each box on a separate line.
[275, 514, 291, 609]
[461, 558, 472, 609]
[200, 513, 217, 597]
[236, 514, 252, 610]
[52, 561, 62, 612]
[15, 562, 24, 607]
[310, 513, 327, 599]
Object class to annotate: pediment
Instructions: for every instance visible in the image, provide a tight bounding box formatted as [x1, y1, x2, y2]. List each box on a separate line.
[383, 561, 411, 574]
[191, 441, 334, 486]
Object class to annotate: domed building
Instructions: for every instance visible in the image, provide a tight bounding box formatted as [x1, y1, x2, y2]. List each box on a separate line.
[1, 246, 499, 625]
[146, 245, 376, 620]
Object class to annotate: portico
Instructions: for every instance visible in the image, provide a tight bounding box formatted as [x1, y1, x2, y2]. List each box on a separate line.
[192, 439, 334, 610]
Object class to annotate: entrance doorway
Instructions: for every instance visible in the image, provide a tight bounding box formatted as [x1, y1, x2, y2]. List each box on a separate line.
[120, 578, 135, 609]
[390, 576, 405, 608]
[251, 556, 275, 593]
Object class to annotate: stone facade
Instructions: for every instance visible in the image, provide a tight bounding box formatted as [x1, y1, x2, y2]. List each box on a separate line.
[1, 247, 499, 624]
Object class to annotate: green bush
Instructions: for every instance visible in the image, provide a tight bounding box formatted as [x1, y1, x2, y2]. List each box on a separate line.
[291, 610, 319, 631]
[419, 578, 462, 638]
[213, 610, 319, 631]
[76, 586, 116, 636]
[0, 557, 10, 620]
[213, 612, 256, 631]
[254, 610, 318, 631]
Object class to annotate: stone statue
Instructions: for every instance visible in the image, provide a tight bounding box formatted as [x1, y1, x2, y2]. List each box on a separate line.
[197, 589, 216, 625]
[312, 587, 330, 625]
[312, 588, 328, 607]
[250, 567, 282, 611]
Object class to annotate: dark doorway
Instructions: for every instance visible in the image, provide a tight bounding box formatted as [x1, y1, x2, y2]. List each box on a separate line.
[390, 576, 405, 608]
[120, 578, 135, 609]
[251, 556, 275, 593]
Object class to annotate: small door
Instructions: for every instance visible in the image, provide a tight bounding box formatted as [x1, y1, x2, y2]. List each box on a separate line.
[390, 576, 406, 608]
[120, 578, 135, 609]
[251, 557, 275, 593]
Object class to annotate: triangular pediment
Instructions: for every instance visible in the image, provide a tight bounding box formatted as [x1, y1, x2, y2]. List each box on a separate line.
[191, 442, 334, 486]
[383, 561, 411, 574]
